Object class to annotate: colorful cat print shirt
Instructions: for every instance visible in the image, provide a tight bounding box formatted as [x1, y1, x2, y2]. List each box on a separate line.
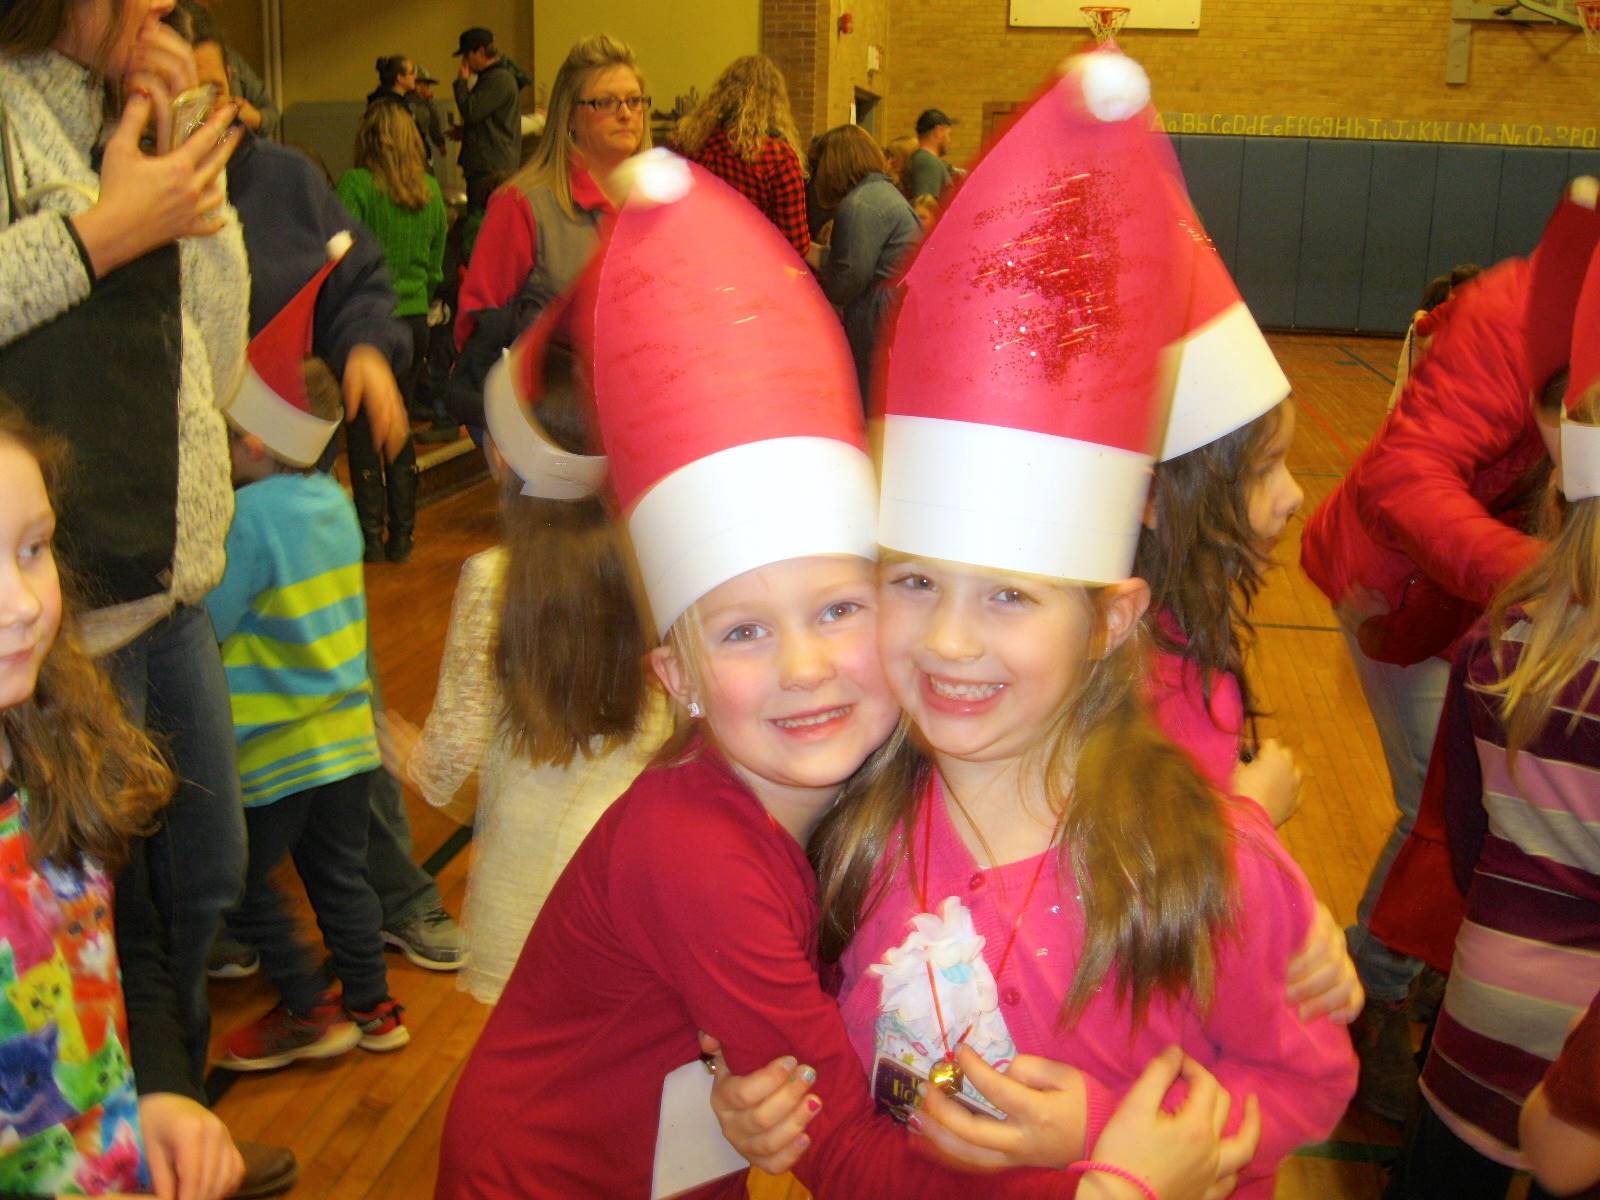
[0, 783, 146, 1197]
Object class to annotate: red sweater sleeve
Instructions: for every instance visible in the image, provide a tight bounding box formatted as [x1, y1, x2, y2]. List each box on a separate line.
[455, 188, 536, 349]
[611, 797, 1073, 1199]
[1347, 266, 1542, 608]
[1183, 817, 1358, 1187]
[763, 140, 811, 256]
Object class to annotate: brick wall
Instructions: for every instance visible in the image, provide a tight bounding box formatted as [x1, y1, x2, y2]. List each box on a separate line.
[764, 0, 828, 141]
[886, 1, 1600, 162]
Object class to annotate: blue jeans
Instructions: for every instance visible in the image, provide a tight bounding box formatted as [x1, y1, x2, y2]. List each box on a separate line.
[232, 771, 389, 1014]
[106, 604, 248, 1088]
[1339, 625, 1451, 1003]
[365, 657, 442, 929]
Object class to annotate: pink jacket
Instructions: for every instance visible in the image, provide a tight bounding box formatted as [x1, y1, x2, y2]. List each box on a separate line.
[837, 774, 1356, 1198]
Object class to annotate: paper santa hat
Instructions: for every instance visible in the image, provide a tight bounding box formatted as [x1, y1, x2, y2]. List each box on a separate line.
[225, 233, 353, 466]
[481, 287, 609, 500]
[1524, 176, 1600, 394]
[876, 50, 1190, 583]
[1159, 183, 1290, 460]
[1561, 241, 1600, 502]
[565, 149, 876, 635]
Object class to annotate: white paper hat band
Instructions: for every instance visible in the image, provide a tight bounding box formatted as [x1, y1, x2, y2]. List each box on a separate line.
[878, 415, 1154, 584]
[482, 352, 607, 501]
[627, 437, 879, 636]
[1160, 301, 1291, 461]
[225, 367, 339, 468]
[1561, 417, 1600, 501]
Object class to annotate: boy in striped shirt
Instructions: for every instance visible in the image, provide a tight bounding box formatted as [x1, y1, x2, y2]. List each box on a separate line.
[207, 358, 408, 1070]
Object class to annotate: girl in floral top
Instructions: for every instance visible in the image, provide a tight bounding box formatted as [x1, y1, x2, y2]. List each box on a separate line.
[0, 406, 240, 1199]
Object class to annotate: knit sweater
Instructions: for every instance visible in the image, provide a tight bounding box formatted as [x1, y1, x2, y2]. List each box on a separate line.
[0, 51, 248, 655]
[335, 169, 445, 317]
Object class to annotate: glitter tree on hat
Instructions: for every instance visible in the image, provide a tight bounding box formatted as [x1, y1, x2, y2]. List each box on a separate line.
[876, 49, 1192, 584]
[226, 233, 354, 467]
[559, 149, 877, 636]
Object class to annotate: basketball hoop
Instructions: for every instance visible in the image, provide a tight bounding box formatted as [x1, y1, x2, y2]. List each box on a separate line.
[1080, 5, 1132, 43]
[1577, 0, 1600, 52]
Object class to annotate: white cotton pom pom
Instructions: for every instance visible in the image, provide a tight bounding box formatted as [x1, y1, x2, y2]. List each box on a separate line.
[1569, 176, 1599, 210]
[1068, 52, 1151, 123]
[325, 231, 355, 262]
[614, 148, 693, 208]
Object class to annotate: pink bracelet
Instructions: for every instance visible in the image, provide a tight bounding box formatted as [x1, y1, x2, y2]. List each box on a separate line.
[1065, 1160, 1159, 1200]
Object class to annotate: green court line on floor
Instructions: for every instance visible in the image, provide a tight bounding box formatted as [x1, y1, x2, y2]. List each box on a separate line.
[1292, 1139, 1400, 1164]
[1336, 342, 1397, 388]
[1257, 622, 1341, 633]
[422, 822, 475, 877]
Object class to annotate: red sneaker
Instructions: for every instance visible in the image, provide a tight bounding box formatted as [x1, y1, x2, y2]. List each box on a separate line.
[218, 994, 360, 1071]
[346, 996, 410, 1052]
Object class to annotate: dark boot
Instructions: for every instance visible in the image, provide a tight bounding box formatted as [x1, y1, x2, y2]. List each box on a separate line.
[345, 414, 388, 562]
[1350, 996, 1420, 1123]
[385, 442, 418, 564]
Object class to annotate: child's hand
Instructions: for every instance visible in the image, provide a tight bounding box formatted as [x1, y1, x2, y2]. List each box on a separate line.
[700, 1031, 821, 1175]
[1286, 901, 1363, 1024]
[137, 1091, 245, 1200]
[1078, 1047, 1260, 1200]
[375, 710, 421, 786]
[911, 1046, 1087, 1170]
[1233, 738, 1302, 828]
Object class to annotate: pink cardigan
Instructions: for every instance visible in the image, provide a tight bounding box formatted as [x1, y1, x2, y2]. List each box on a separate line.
[837, 773, 1356, 1197]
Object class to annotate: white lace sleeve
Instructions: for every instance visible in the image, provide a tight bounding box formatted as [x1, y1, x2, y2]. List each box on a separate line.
[407, 547, 506, 807]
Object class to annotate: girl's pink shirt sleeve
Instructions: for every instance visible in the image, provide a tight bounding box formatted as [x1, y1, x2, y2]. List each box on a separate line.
[1148, 647, 1244, 793]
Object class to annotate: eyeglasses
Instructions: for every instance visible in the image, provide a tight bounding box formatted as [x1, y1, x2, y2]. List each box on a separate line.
[575, 95, 651, 115]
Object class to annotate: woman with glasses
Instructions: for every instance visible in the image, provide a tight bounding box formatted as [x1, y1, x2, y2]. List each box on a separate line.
[454, 34, 650, 361]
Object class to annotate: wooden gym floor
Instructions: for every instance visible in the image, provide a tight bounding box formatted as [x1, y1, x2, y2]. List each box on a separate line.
[205, 333, 1484, 1199]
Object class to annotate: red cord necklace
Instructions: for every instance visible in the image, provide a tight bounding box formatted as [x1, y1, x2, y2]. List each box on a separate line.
[913, 775, 1054, 1095]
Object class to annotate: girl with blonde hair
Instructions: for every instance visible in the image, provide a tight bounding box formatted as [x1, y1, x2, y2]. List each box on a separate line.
[336, 101, 445, 561]
[673, 54, 810, 254]
[454, 33, 649, 353]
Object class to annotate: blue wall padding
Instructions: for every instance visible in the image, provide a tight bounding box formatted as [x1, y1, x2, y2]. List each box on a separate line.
[1295, 140, 1373, 330]
[1234, 137, 1308, 327]
[1170, 134, 1593, 334]
[1357, 143, 1439, 331]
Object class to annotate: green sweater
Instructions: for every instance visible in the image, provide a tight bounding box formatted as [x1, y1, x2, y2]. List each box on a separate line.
[335, 168, 446, 316]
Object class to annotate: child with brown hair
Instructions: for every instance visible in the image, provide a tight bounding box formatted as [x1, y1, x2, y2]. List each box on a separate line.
[0, 404, 242, 1197]
[209, 265, 408, 1070]
[382, 334, 670, 1003]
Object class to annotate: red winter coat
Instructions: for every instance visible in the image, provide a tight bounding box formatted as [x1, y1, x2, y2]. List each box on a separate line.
[1301, 259, 1547, 661]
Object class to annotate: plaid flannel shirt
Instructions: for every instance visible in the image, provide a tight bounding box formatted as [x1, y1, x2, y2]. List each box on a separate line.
[686, 124, 810, 255]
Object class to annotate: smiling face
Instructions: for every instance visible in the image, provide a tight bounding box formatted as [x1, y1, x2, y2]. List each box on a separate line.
[1243, 401, 1304, 551]
[570, 64, 646, 170]
[651, 556, 899, 818]
[0, 440, 62, 714]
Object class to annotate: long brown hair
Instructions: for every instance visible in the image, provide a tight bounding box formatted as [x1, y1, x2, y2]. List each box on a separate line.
[1, 0, 125, 78]
[494, 343, 652, 766]
[817, 591, 1236, 1027]
[354, 101, 431, 211]
[672, 54, 806, 173]
[811, 124, 888, 210]
[0, 407, 171, 870]
[1485, 385, 1600, 765]
[511, 34, 651, 220]
[1135, 404, 1284, 723]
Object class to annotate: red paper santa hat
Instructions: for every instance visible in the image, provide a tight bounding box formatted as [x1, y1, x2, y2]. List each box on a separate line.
[1524, 176, 1600, 394]
[1562, 241, 1600, 501]
[226, 233, 353, 466]
[481, 287, 608, 500]
[877, 50, 1190, 583]
[1159, 181, 1290, 460]
[532, 149, 874, 635]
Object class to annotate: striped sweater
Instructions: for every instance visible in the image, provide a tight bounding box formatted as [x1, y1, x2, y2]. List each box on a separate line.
[204, 472, 380, 807]
[1421, 611, 1600, 1167]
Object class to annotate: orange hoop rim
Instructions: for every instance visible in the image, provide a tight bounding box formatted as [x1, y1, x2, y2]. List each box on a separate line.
[1577, 0, 1600, 51]
[1080, 5, 1132, 41]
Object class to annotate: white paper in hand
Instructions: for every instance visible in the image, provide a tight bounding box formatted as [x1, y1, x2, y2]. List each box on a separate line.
[650, 1060, 748, 1199]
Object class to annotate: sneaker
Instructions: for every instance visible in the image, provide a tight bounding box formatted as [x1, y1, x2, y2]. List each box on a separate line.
[217, 994, 361, 1071]
[1350, 996, 1419, 1123]
[382, 907, 467, 972]
[347, 996, 410, 1052]
[207, 937, 260, 980]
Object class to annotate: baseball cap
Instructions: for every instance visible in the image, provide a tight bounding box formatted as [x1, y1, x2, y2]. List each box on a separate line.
[415, 66, 439, 84]
[916, 108, 957, 135]
[453, 27, 495, 56]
